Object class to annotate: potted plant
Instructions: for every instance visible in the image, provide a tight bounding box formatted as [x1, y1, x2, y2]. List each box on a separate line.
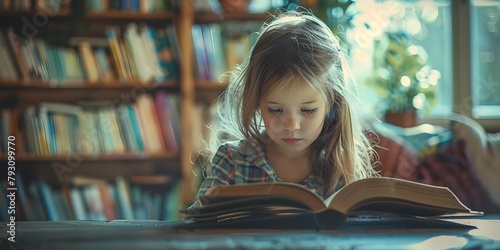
[369, 31, 440, 127]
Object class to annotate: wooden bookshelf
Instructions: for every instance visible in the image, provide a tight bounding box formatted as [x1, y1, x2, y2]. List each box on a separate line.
[0, 9, 71, 18]
[0, 79, 178, 90]
[183, 6, 272, 205]
[0, 152, 181, 183]
[195, 80, 228, 90]
[85, 11, 177, 21]
[0, 0, 186, 221]
[0, 152, 179, 162]
[0, 0, 273, 220]
[194, 12, 270, 23]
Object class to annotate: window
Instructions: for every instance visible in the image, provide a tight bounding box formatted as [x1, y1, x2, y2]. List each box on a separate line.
[343, 0, 499, 129]
[471, 0, 500, 118]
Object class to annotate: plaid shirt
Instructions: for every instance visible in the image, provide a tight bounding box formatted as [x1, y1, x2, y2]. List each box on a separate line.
[190, 138, 328, 208]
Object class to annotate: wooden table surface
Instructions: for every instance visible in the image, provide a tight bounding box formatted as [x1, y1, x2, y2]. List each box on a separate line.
[1, 215, 499, 250]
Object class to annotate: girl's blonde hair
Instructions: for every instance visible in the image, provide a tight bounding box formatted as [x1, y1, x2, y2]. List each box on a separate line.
[200, 10, 378, 198]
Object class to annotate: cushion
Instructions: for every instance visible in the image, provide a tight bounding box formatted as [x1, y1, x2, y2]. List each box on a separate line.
[448, 114, 500, 206]
[371, 122, 453, 159]
[416, 140, 500, 213]
[365, 128, 420, 182]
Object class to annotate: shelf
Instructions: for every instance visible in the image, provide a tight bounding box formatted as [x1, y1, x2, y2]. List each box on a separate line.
[0, 9, 71, 19]
[195, 80, 228, 90]
[194, 11, 270, 23]
[0, 79, 178, 90]
[0, 152, 179, 162]
[0, 152, 181, 186]
[85, 11, 176, 21]
[0, 0, 271, 208]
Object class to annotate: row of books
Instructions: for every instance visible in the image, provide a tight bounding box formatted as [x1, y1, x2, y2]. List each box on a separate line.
[0, 174, 181, 221]
[0, 91, 181, 156]
[0, 0, 71, 12]
[104, 23, 181, 83]
[0, 23, 180, 84]
[192, 23, 259, 81]
[86, 0, 176, 13]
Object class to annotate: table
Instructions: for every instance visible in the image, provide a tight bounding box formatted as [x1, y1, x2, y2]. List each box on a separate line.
[1, 215, 499, 249]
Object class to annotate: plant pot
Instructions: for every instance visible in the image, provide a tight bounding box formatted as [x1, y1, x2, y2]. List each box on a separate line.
[384, 110, 418, 128]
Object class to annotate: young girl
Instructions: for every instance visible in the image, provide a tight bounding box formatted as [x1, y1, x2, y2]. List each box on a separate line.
[191, 10, 378, 207]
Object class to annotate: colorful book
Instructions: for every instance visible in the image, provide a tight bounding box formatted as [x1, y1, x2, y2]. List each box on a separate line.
[154, 91, 178, 152]
[115, 176, 134, 220]
[78, 41, 99, 83]
[37, 181, 61, 221]
[70, 187, 88, 220]
[134, 94, 166, 153]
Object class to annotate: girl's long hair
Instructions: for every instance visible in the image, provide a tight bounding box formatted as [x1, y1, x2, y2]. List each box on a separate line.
[198, 10, 378, 198]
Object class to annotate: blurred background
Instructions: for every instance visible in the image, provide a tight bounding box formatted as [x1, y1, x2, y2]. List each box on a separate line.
[0, 0, 499, 222]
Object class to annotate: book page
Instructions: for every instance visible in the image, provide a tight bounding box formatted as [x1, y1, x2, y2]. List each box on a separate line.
[324, 192, 335, 206]
[327, 177, 472, 215]
[203, 182, 327, 212]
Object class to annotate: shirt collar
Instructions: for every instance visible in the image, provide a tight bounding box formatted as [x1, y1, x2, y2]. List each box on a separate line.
[236, 137, 279, 181]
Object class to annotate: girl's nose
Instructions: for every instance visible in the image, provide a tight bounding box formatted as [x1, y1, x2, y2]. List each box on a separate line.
[283, 114, 300, 131]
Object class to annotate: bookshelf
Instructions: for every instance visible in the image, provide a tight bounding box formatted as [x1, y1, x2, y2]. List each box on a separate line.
[0, 0, 183, 221]
[0, 0, 273, 221]
[194, 11, 270, 23]
[84, 12, 176, 21]
[186, 5, 272, 201]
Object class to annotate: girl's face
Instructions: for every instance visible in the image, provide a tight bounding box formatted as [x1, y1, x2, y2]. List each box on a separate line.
[260, 78, 327, 156]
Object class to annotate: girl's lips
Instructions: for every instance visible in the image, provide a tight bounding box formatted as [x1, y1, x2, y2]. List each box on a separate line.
[283, 138, 301, 144]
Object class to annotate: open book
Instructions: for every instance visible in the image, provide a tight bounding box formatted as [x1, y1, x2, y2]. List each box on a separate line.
[181, 177, 482, 229]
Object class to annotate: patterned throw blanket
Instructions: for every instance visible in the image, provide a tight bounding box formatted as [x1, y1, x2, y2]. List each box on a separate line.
[368, 130, 500, 214]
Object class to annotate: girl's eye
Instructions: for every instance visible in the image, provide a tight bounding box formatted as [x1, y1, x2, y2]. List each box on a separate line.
[301, 108, 317, 114]
[268, 108, 283, 114]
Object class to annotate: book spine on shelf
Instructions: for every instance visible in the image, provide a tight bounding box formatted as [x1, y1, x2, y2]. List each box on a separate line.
[79, 42, 100, 83]
[115, 105, 139, 153]
[94, 47, 114, 81]
[166, 93, 182, 148]
[127, 105, 146, 152]
[134, 94, 167, 153]
[9, 174, 179, 221]
[204, 24, 226, 82]
[154, 91, 178, 152]
[165, 24, 182, 66]
[0, 30, 19, 80]
[6, 27, 30, 81]
[24, 106, 38, 155]
[192, 24, 209, 81]
[107, 28, 129, 83]
[0, 181, 9, 221]
[1, 109, 11, 154]
[37, 181, 61, 221]
[70, 187, 88, 220]
[124, 23, 145, 82]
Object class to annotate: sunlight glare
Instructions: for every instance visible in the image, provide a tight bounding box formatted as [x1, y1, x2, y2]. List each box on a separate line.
[410, 235, 467, 249]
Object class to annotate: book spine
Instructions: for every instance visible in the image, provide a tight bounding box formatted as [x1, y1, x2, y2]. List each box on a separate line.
[106, 28, 129, 82]
[79, 42, 100, 83]
[6, 27, 30, 81]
